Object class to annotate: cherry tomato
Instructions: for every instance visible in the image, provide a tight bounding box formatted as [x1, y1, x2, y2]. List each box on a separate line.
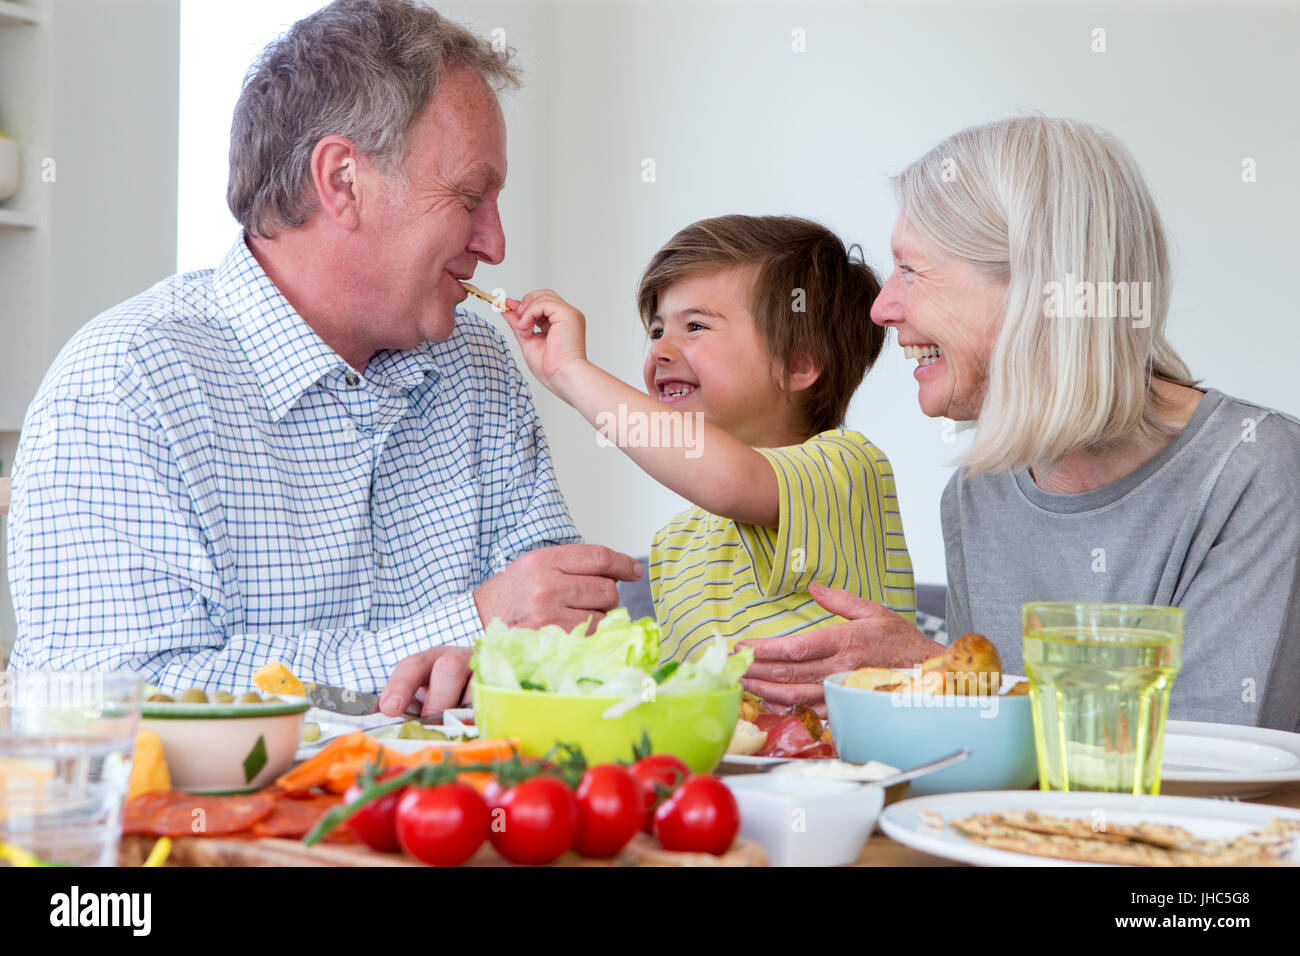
[486, 775, 579, 865]
[652, 774, 740, 855]
[344, 767, 408, 852]
[573, 764, 642, 858]
[394, 783, 490, 866]
[628, 753, 691, 831]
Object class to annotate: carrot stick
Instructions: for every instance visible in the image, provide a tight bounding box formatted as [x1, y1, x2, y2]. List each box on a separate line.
[406, 737, 520, 766]
[278, 735, 520, 796]
[275, 732, 381, 794]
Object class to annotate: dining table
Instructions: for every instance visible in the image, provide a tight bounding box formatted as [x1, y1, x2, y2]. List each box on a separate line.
[117, 779, 1300, 867]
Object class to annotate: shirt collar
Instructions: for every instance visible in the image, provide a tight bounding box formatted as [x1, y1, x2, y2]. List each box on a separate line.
[215, 233, 348, 421]
[213, 233, 447, 419]
[368, 344, 442, 391]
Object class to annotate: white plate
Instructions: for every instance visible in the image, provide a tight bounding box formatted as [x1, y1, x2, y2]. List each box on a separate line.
[718, 718, 833, 771]
[1159, 720, 1300, 798]
[718, 753, 787, 770]
[880, 790, 1300, 867]
[294, 708, 476, 760]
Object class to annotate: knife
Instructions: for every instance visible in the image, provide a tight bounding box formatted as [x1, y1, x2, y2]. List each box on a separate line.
[304, 681, 427, 718]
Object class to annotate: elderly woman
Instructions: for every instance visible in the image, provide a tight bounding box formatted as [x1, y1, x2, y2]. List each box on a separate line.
[739, 116, 1300, 732]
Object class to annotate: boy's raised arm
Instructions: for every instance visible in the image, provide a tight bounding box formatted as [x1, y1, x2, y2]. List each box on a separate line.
[501, 290, 780, 527]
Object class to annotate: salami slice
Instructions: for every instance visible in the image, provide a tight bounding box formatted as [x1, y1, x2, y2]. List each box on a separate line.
[123, 790, 277, 837]
[248, 792, 357, 843]
[757, 715, 837, 758]
[751, 713, 786, 734]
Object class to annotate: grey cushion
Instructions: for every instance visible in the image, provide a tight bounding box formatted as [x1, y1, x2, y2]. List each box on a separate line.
[916, 583, 947, 619]
[616, 557, 655, 622]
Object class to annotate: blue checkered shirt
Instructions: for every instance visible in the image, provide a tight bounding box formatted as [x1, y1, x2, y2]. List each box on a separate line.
[7, 233, 580, 692]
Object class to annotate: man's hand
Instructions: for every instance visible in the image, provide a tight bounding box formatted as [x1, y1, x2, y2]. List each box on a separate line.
[474, 543, 643, 633]
[503, 290, 590, 400]
[737, 582, 941, 712]
[380, 646, 473, 718]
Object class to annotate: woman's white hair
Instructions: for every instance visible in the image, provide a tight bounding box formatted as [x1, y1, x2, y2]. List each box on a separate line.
[894, 115, 1197, 475]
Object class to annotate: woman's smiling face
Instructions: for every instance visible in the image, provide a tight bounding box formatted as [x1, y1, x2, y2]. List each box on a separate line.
[870, 214, 1007, 422]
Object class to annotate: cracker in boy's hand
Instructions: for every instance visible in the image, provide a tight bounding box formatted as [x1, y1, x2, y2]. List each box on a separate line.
[460, 280, 504, 310]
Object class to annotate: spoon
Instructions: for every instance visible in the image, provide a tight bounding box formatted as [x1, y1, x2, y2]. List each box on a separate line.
[859, 748, 972, 789]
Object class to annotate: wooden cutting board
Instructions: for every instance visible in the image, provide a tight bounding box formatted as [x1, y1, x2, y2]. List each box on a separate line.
[118, 832, 766, 867]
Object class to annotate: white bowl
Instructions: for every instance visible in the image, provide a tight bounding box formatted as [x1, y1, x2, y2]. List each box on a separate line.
[140, 697, 309, 793]
[724, 775, 885, 867]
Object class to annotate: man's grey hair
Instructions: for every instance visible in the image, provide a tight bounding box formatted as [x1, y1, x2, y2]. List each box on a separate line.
[228, 0, 520, 238]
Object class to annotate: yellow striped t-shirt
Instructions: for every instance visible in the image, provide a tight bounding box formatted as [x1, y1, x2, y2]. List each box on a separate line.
[649, 429, 916, 663]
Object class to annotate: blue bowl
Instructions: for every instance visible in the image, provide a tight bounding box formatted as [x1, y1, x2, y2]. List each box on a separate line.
[824, 671, 1037, 795]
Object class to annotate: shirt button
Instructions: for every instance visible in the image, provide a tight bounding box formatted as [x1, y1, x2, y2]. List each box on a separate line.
[342, 422, 359, 441]
[345, 372, 360, 387]
[375, 554, 384, 569]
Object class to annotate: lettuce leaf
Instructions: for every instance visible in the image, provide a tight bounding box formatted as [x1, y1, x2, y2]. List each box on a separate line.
[470, 609, 751, 697]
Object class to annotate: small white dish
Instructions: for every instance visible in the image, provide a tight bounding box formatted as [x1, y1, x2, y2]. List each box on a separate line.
[769, 758, 898, 782]
[724, 775, 885, 867]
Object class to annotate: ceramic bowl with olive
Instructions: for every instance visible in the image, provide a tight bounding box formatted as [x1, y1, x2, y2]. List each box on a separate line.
[140, 684, 310, 793]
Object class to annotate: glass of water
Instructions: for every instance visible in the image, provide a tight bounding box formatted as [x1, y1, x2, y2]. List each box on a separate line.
[1023, 603, 1183, 795]
[1, 671, 143, 865]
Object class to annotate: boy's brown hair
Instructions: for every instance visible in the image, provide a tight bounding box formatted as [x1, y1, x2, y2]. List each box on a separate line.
[635, 215, 885, 436]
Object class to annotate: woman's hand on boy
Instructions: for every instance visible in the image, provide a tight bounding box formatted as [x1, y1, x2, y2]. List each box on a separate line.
[503, 289, 591, 400]
[737, 582, 942, 710]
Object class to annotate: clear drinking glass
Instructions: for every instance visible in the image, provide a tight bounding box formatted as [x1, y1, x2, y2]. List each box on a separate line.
[0, 671, 143, 865]
[1022, 603, 1183, 795]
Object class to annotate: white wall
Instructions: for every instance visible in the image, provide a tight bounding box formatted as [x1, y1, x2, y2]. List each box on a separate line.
[113, 0, 1300, 628]
[2, 0, 1295, 659]
[506, 0, 1300, 587]
[0, 0, 179, 662]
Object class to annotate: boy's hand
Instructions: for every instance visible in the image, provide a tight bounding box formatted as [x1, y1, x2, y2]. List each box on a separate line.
[504, 289, 589, 399]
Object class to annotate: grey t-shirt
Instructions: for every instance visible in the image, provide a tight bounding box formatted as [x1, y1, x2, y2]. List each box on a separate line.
[942, 388, 1300, 731]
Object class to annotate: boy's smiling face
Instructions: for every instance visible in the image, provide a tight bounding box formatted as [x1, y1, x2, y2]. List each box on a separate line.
[642, 265, 814, 447]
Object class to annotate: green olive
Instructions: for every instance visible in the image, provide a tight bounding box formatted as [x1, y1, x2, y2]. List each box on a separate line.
[145, 692, 174, 703]
[178, 688, 208, 703]
[238, 691, 264, 704]
[397, 721, 449, 741]
[300, 722, 321, 742]
[212, 691, 236, 703]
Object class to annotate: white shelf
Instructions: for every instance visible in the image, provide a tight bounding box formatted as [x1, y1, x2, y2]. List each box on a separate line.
[0, 208, 36, 229]
[0, 2, 41, 26]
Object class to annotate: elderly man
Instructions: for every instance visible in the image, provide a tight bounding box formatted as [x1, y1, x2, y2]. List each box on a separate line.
[7, 0, 640, 716]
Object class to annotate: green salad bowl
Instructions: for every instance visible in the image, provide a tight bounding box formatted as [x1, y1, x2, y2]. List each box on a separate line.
[472, 680, 741, 772]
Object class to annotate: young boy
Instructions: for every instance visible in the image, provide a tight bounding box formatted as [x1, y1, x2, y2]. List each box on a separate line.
[500, 215, 915, 662]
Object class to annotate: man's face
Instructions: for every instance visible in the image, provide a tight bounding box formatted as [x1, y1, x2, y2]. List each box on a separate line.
[358, 66, 507, 351]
